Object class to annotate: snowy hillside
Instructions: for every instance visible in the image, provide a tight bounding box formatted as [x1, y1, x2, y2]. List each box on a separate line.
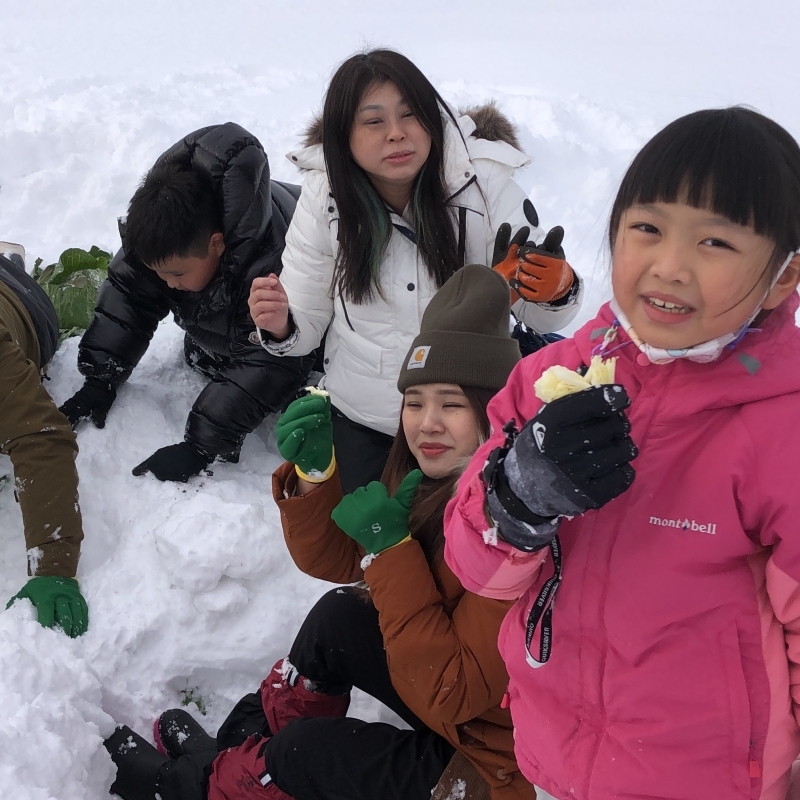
[1, 1, 799, 797]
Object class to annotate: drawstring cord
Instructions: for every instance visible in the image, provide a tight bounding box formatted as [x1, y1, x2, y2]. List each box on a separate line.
[591, 320, 630, 359]
[591, 316, 763, 364]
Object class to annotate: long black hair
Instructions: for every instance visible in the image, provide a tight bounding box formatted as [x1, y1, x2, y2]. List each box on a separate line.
[609, 107, 800, 281]
[322, 49, 462, 304]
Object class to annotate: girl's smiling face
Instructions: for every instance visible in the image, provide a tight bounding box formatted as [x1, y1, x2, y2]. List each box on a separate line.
[402, 384, 480, 480]
[612, 201, 799, 350]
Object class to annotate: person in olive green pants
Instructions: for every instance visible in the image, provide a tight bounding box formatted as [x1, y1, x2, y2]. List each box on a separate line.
[0, 250, 88, 637]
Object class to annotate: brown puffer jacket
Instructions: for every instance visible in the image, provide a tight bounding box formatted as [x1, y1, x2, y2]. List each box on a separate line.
[0, 277, 83, 577]
[272, 462, 536, 800]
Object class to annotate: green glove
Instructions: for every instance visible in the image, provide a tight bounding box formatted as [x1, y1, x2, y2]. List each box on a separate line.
[7, 576, 89, 638]
[331, 470, 424, 555]
[275, 393, 334, 477]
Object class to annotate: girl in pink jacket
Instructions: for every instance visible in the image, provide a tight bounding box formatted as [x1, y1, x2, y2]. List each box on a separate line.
[444, 107, 800, 800]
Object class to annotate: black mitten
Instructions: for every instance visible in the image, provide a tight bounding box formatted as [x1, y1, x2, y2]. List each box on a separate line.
[132, 442, 213, 483]
[59, 379, 116, 429]
[485, 385, 637, 551]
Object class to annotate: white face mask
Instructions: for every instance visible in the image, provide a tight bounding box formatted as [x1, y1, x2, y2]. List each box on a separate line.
[608, 250, 796, 365]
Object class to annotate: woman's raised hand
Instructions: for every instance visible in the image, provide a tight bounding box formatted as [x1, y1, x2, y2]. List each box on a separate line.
[331, 470, 423, 556]
[276, 393, 335, 481]
[249, 274, 291, 339]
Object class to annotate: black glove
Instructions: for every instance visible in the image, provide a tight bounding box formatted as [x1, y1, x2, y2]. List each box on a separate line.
[132, 442, 213, 483]
[491, 199, 539, 267]
[485, 385, 637, 551]
[519, 225, 565, 261]
[59, 379, 117, 429]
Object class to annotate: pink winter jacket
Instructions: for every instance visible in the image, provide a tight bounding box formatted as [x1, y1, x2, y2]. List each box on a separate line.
[444, 296, 800, 800]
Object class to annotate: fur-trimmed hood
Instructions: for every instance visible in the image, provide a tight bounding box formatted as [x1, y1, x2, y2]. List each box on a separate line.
[286, 101, 530, 184]
[299, 100, 522, 150]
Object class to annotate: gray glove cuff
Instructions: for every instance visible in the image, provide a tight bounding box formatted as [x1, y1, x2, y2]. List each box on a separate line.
[487, 491, 561, 552]
[505, 430, 589, 518]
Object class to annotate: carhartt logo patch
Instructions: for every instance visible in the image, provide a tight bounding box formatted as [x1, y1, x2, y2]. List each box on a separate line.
[649, 516, 717, 535]
[408, 345, 431, 369]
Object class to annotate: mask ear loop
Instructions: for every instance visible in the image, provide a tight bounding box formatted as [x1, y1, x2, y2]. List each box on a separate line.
[725, 249, 797, 349]
[765, 249, 796, 295]
[743, 248, 797, 326]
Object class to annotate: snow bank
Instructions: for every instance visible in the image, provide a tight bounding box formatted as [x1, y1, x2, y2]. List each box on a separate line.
[0, 603, 114, 798]
[0, 323, 402, 800]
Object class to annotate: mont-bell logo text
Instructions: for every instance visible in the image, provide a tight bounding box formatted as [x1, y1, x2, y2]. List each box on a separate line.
[649, 516, 717, 535]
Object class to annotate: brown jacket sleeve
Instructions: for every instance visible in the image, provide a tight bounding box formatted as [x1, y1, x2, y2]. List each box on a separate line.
[0, 329, 83, 577]
[271, 461, 364, 584]
[364, 539, 513, 727]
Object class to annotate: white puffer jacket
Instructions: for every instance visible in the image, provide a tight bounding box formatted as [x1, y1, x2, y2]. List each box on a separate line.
[261, 109, 583, 436]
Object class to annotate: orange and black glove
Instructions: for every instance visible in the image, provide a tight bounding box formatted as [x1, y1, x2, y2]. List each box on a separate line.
[492, 200, 575, 304]
[491, 198, 536, 280]
[514, 226, 574, 303]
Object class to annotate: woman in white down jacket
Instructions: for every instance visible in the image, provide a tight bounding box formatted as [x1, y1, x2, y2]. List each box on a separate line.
[249, 48, 582, 491]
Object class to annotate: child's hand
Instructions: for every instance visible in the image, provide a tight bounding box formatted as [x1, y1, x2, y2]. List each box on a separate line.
[59, 379, 116, 429]
[486, 386, 637, 551]
[249, 274, 291, 339]
[132, 441, 213, 482]
[275, 393, 334, 480]
[331, 471, 423, 556]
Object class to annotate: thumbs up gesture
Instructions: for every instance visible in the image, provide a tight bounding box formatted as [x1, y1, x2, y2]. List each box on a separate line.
[331, 470, 424, 555]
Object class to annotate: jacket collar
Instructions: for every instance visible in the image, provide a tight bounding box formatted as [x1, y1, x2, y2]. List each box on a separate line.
[572, 292, 800, 415]
[285, 105, 530, 202]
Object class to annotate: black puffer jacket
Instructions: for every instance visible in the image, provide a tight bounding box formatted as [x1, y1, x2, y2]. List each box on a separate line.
[77, 123, 314, 456]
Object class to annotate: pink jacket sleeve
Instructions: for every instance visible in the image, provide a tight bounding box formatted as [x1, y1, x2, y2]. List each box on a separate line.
[765, 559, 800, 723]
[444, 355, 555, 600]
[742, 400, 800, 730]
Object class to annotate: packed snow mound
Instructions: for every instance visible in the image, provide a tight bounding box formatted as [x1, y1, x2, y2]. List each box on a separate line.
[0, 323, 407, 800]
[0, 603, 115, 798]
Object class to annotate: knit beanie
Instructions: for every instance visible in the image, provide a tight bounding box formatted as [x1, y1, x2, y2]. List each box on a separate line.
[397, 264, 520, 393]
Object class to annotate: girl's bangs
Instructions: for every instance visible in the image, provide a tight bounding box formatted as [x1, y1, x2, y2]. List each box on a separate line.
[610, 108, 798, 253]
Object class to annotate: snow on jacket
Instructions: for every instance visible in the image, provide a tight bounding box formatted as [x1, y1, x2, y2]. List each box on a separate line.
[271, 461, 537, 800]
[444, 295, 800, 800]
[0, 258, 83, 577]
[260, 105, 583, 436]
[77, 123, 314, 457]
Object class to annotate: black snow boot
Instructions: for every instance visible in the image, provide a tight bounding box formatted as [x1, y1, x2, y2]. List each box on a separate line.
[104, 725, 169, 800]
[154, 708, 217, 759]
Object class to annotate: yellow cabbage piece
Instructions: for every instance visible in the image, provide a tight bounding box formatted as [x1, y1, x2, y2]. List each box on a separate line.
[534, 356, 617, 403]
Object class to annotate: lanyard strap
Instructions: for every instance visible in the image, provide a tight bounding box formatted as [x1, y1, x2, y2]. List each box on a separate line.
[524, 535, 562, 668]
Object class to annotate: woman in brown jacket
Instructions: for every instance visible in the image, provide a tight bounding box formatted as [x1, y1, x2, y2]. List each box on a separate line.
[104, 265, 537, 800]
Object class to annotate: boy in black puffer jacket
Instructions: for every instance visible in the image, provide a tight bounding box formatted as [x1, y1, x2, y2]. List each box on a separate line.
[60, 123, 315, 482]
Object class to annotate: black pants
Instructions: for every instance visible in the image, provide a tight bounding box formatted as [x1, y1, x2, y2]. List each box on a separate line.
[331, 407, 395, 494]
[267, 716, 452, 800]
[174, 587, 454, 800]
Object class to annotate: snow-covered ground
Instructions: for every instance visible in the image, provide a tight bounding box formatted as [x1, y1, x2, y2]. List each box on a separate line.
[1, 1, 799, 797]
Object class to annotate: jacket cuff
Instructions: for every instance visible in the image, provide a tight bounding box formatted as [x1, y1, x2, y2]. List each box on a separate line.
[257, 312, 299, 356]
[272, 460, 343, 507]
[539, 272, 581, 309]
